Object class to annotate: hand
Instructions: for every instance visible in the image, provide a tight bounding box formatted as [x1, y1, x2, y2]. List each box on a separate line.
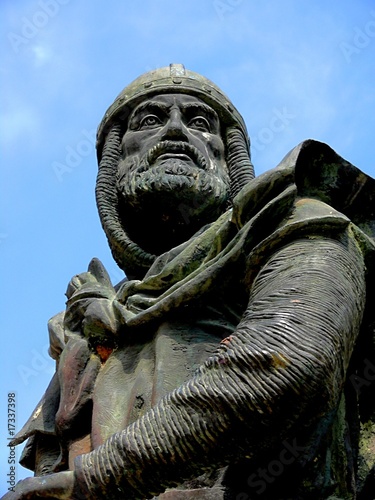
[1, 471, 84, 500]
[64, 258, 124, 342]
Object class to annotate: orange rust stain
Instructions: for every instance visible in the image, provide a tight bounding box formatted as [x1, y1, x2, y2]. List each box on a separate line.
[220, 335, 234, 346]
[271, 353, 290, 369]
[96, 345, 113, 362]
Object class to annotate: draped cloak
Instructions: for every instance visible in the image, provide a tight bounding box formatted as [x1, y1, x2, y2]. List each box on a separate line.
[12, 140, 375, 499]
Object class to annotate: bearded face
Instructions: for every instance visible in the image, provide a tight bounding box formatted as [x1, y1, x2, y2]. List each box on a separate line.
[115, 94, 231, 252]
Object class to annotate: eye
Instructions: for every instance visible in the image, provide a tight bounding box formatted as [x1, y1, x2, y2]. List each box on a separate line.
[188, 116, 210, 132]
[139, 114, 162, 129]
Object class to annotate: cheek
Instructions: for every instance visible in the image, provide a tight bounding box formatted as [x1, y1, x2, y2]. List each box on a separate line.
[122, 132, 150, 157]
[202, 134, 225, 160]
[122, 130, 161, 158]
[122, 133, 138, 157]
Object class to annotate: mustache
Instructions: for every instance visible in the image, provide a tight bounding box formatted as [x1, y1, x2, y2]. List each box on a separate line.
[141, 141, 208, 170]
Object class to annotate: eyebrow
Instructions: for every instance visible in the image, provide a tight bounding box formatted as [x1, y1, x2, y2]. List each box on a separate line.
[180, 101, 219, 122]
[130, 99, 219, 121]
[130, 100, 170, 118]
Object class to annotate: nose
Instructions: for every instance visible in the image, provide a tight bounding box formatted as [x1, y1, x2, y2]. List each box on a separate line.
[161, 109, 188, 141]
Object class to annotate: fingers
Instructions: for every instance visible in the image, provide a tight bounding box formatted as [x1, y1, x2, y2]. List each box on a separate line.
[1, 477, 42, 500]
[67, 285, 116, 304]
[87, 258, 113, 288]
[63, 260, 118, 337]
[5, 477, 34, 499]
[2, 472, 77, 500]
[65, 259, 113, 300]
[66, 272, 97, 299]
[82, 299, 122, 338]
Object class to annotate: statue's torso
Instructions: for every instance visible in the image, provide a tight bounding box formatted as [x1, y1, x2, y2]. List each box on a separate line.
[91, 297, 243, 448]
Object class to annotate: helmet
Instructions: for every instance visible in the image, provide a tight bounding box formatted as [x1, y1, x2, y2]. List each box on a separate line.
[95, 64, 254, 279]
[96, 63, 249, 160]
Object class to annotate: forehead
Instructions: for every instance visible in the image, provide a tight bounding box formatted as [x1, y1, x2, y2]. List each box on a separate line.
[131, 93, 216, 113]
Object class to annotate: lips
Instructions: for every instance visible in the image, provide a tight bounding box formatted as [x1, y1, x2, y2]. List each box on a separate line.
[157, 153, 193, 162]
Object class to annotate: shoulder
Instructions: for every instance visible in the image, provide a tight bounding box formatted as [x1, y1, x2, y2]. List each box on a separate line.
[283, 140, 375, 242]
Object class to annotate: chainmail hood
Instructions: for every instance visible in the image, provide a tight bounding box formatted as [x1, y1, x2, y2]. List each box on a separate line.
[95, 64, 255, 279]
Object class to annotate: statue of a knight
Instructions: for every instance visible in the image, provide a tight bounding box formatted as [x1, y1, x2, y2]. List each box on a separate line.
[5, 64, 375, 499]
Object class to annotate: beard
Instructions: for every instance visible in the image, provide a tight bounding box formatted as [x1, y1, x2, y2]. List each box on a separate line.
[116, 141, 231, 253]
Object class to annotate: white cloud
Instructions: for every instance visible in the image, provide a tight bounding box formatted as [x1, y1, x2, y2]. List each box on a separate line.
[31, 43, 52, 67]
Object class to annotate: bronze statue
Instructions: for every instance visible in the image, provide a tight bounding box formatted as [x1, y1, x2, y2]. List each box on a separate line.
[4, 64, 375, 499]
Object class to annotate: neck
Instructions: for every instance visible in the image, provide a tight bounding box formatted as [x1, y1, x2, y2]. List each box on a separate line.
[121, 205, 212, 255]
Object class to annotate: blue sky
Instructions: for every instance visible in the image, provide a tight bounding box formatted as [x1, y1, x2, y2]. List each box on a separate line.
[1, 0, 374, 492]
